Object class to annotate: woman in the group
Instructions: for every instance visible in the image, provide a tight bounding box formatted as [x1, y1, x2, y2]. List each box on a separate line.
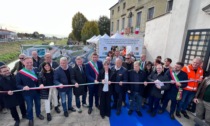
[147, 64, 169, 117]
[142, 61, 153, 106]
[98, 60, 112, 119]
[39, 62, 60, 121]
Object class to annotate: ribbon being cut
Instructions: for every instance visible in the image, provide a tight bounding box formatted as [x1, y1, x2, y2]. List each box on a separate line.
[0, 80, 196, 94]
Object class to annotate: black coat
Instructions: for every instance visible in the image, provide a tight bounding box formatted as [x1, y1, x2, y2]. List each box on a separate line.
[148, 71, 170, 98]
[38, 71, 54, 99]
[71, 64, 87, 96]
[0, 75, 25, 108]
[128, 69, 147, 95]
[98, 68, 112, 93]
[110, 66, 128, 93]
[164, 70, 188, 100]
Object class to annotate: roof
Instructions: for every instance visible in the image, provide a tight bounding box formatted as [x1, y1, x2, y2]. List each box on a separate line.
[109, 2, 119, 10]
[202, 4, 210, 14]
[0, 29, 15, 33]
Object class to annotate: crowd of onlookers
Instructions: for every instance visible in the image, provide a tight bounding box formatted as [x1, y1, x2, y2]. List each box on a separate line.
[0, 47, 209, 126]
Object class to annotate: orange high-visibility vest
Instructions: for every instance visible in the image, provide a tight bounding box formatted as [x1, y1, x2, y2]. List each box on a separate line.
[182, 64, 203, 91]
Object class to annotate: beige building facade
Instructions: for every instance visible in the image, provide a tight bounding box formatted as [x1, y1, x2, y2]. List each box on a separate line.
[109, 0, 173, 38]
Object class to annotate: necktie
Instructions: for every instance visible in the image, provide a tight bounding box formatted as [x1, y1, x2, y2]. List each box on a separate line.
[80, 66, 84, 74]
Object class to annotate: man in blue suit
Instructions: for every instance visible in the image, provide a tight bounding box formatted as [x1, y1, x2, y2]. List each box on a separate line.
[110, 58, 128, 115]
[54, 57, 76, 117]
[85, 53, 103, 114]
[16, 57, 44, 126]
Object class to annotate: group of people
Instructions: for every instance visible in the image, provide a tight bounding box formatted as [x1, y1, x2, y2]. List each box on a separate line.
[0, 48, 209, 126]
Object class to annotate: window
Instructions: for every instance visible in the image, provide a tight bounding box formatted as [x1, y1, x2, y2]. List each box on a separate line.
[147, 7, 154, 20]
[128, 12, 133, 27]
[122, 18, 125, 30]
[118, 6, 120, 12]
[111, 22, 114, 31]
[123, 2, 126, 9]
[166, 0, 173, 12]
[112, 10, 114, 15]
[117, 20, 119, 31]
[136, 11, 142, 27]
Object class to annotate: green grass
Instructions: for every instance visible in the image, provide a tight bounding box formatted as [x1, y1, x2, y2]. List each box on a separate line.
[0, 39, 67, 64]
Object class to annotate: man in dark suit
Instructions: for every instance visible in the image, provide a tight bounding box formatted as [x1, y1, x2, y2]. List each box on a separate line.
[159, 62, 188, 120]
[16, 57, 44, 126]
[110, 58, 128, 115]
[71, 56, 87, 113]
[54, 57, 76, 117]
[85, 53, 103, 114]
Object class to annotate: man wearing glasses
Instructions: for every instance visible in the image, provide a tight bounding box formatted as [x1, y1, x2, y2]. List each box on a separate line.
[11, 54, 26, 74]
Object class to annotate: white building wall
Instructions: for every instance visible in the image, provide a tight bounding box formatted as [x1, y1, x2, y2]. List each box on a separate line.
[144, 0, 210, 65]
[187, 0, 210, 30]
[144, 13, 171, 62]
[164, 0, 191, 64]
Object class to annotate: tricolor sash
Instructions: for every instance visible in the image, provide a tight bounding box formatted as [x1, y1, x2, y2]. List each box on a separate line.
[88, 61, 99, 77]
[170, 70, 183, 100]
[19, 68, 38, 82]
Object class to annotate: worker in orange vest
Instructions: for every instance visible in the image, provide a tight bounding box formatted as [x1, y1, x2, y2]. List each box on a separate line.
[176, 57, 203, 119]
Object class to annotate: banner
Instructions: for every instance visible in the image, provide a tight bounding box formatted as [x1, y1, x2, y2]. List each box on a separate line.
[98, 38, 143, 60]
[20, 45, 94, 64]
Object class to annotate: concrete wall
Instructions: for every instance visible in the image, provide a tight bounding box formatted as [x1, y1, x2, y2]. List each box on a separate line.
[187, 0, 210, 30]
[144, 13, 171, 62]
[144, 0, 210, 65]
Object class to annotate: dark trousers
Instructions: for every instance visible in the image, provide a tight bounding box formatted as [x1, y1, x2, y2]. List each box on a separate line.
[100, 91, 111, 117]
[82, 91, 87, 104]
[149, 96, 161, 114]
[24, 92, 41, 120]
[88, 85, 99, 108]
[162, 96, 177, 115]
[122, 86, 127, 103]
[10, 103, 26, 121]
[177, 90, 195, 112]
[113, 91, 122, 111]
[130, 92, 142, 111]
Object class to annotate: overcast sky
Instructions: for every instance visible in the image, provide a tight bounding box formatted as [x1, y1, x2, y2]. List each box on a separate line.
[0, 0, 118, 37]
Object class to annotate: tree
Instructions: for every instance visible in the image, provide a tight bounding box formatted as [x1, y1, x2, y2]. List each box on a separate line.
[32, 31, 39, 38]
[98, 16, 110, 35]
[72, 12, 88, 42]
[81, 21, 99, 44]
[68, 32, 76, 41]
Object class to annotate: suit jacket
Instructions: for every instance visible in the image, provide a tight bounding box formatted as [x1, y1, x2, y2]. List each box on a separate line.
[110, 66, 128, 93]
[71, 64, 87, 96]
[98, 68, 112, 93]
[54, 66, 72, 92]
[16, 68, 39, 96]
[85, 61, 103, 83]
[165, 70, 188, 100]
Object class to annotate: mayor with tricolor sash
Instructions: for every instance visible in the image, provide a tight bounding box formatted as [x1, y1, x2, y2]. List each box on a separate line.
[85, 53, 103, 114]
[16, 57, 44, 126]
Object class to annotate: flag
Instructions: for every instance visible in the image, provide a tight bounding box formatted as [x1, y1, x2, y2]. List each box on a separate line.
[121, 29, 124, 35]
[135, 27, 140, 34]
